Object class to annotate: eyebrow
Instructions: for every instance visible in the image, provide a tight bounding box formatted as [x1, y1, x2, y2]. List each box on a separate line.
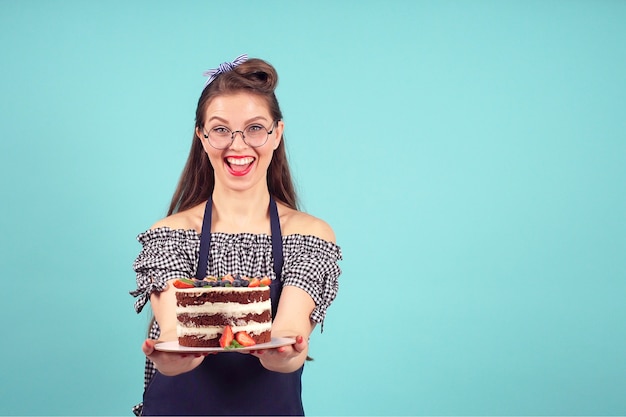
[207, 116, 269, 125]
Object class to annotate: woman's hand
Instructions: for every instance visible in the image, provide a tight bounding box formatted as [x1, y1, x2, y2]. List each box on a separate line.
[146, 280, 211, 376]
[252, 286, 317, 373]
[251, 335, 308, 373]
[142, 339, 208, 376]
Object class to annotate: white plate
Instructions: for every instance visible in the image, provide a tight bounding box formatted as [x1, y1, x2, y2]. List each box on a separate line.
[154, 337, 296, 353]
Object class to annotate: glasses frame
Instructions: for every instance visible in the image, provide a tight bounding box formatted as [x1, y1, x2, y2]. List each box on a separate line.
[202, 120, 278, 150]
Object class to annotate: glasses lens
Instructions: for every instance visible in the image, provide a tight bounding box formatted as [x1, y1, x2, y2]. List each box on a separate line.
[207, 127, 231, 149]
[244, 124, 269, 147]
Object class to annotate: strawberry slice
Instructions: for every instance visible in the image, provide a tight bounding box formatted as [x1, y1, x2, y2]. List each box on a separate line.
[235, 331, 257, 347]
[219, 325, 234, 348]
[248, 277, 260, 288]
[259, 276, 271, 287]
[173, 279, 194, 289]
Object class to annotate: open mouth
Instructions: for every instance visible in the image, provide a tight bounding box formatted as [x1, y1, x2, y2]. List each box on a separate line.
[225, 156, 255, 176]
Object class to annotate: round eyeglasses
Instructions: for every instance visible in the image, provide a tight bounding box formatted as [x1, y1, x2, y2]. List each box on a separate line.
[202, 121, 277, 150]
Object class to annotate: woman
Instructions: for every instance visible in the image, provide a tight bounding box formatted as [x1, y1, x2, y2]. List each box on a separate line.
[130, 55, 342, 415]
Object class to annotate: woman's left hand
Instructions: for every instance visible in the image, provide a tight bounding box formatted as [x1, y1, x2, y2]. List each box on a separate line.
[251, 335, 308, 373]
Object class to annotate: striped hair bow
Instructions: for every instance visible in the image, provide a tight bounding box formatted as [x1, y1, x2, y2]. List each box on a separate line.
[202, 54, 248, 87]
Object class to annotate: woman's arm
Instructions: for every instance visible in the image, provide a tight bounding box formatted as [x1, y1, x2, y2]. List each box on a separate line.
[143, 279, 207, 376]
[253, 211, 338, 373]
[253, 285, 317, 373]
[150, 280, 179, 342]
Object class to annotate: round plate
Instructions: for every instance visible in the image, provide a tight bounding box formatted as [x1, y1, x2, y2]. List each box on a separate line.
[154, 337, 296, 353]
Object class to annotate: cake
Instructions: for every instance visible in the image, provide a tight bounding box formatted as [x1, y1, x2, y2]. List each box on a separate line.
[174, 275, 272, 348]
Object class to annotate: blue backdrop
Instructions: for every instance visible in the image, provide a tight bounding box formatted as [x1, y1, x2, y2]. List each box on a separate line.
[1, 0, 625, 415]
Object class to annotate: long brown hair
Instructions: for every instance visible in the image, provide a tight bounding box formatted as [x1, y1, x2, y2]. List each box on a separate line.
[167, 58, 299, 215]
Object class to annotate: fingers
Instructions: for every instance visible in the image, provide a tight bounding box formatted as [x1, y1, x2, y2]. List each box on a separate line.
[142, 339, 156, 356]
[293, 335, 306, 353]
[281, 335, 306, 354]
[257, 335, 306, 355]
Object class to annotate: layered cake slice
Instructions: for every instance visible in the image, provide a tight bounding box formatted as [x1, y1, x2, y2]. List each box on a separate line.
[174, 275, 272, 348]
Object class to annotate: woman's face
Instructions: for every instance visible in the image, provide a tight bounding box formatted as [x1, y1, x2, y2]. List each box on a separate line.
[196, 92, 284, 194]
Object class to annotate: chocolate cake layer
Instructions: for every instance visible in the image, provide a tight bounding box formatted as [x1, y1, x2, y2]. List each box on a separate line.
[176, 287, 270, 307]
[177, 311, 272, 327]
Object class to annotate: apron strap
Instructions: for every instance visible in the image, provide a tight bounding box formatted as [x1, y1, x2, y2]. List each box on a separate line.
[196, 196, 283, 280]
[196, 196, 213, 279]
[269, 196, 283, 280]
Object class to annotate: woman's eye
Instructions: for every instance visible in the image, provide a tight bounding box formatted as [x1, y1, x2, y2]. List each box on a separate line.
[213, 127, 229, 134]
[247, 125, 263, 132]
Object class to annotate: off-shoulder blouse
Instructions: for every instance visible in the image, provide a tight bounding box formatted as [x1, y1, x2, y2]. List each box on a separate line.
[130, 227, 342, 326]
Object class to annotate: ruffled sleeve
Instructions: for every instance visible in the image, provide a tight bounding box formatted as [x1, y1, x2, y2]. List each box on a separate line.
[281, 235, 342, 329]
[129, 228, 200, 313]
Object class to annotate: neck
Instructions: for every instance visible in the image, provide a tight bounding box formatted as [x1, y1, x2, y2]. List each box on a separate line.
[210, 186, 271, 233]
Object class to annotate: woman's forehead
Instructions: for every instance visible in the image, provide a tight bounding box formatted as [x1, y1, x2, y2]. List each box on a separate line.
[204, 92, 271, 119]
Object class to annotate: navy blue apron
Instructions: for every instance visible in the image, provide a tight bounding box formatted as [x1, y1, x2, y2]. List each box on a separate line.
[142, 196, 304, 416]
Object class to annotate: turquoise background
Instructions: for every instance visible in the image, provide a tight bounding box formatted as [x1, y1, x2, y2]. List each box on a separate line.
[1, 0, 625, 415]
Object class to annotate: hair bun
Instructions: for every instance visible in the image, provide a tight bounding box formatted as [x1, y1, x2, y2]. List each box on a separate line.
[250, 70, 269, 83]
[232, 58, 278, 93]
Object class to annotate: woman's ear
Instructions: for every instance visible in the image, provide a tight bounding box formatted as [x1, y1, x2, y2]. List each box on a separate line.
[196, 127, 211, 153]
[195, 126, 205, 140]
[273, 120, 284, 150]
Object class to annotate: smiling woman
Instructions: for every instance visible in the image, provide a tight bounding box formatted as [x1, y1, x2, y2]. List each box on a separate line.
[129, 55, 342, 416]
[168, 57, 296, 214]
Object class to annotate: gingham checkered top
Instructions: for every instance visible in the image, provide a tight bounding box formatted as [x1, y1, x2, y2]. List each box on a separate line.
[129, 227, 342, 414]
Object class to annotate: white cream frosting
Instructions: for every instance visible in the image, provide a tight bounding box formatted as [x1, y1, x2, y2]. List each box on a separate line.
[175, 299, 271, 316]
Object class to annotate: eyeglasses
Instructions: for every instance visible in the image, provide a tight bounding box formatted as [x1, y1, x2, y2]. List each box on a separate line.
[202, 121, 277, 149]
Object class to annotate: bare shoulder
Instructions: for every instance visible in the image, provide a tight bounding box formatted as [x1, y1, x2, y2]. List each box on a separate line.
[150, 202, 205, 232]
[279, 204, 336, 243]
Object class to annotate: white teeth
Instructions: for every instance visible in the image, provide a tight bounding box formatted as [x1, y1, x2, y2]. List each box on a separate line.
[226, 157, 254, 166]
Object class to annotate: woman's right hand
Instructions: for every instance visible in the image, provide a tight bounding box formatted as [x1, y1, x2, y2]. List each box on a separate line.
[142, 339, 208, 376]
